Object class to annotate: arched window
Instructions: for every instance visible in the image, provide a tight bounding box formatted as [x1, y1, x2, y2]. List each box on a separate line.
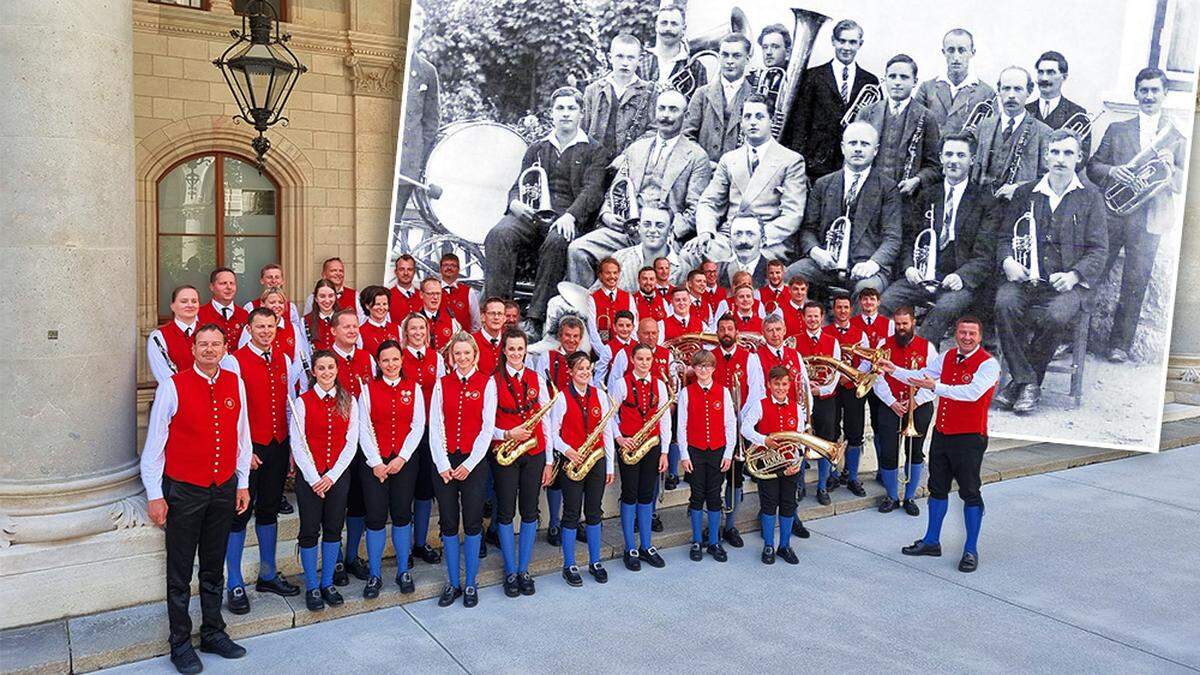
[156, 153, 280, 320]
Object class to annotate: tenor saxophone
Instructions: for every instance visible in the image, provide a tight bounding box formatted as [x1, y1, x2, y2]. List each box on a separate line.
[558, 396, 619, 482]
[493, 392, 561, 466]
[619, 389, 677, 465]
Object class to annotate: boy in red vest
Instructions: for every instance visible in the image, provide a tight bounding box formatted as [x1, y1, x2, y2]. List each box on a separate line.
[775, 275, 810, 338]
[587, 257, 636, 348]
[676, 350, 735, 563]
[594, 310, 636, 387]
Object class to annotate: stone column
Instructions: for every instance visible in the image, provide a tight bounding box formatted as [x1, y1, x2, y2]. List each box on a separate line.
[1169, 110, 1200, 370]
[0, 0, 142, 553]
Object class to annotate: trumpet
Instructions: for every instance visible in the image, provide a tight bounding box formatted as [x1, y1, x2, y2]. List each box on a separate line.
[494, 392, 561, 466]
[841, 83, 882, 127]
[913, 204, 939, 293]
[825, 215, 853, 277]
[518, 159, 555, 223]
[1011, 200, 1042, 284]
[604, 166, 640, 233]
[1059, 110, 1103, 145]
[961, 99, 995, 132]
[619, 388, 677, 465]
[1104, 122, 1182, 216]
[555, 396, 619, 482]
[804, 354, 877, 399]
[746, 431, 846, 481]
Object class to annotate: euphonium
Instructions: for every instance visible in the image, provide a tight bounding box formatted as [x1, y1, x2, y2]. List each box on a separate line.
[840, 83, 881, 127]
[826, 214, 853, 276]
[1011, 200, 1041, 284]
[746, 431, 846, 481]
[558, 396, 620, 482]
[604, 166, 640, 232]
[961, 99, 995, 132]
[619, 389, 677, 465]
[913, 204, 939, 292]
[670, 7, 750, 97]
[494, 392, 561, 466]
[804, 354, 876, 399]
[518, 159, 555, 223]
[1104, 122, 1182, 216]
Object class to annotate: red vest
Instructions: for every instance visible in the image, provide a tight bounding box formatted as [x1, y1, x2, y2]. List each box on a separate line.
[335, 287, 357, 311]
[545, 350, 572, 393]
[157, 320, 196, 374]
[272, 320, 299, 362]
[661, 312, 703, 342]
[441, 283, 473, 331]
[713, 346, 751, 403]
[824, 322, 867, 389]
[935, 349, 995, 436]
[703, 286, 727, 314]
[795, 330, 838, 399]
[389, 286, 423, 323]
[852, 314, 892, 348]
[757, 285, 790, 314]
[685, 382, 726, 451]
[756, 344, 805, 400]
[366, 379, 419, 459]
[493, 369, 547, 455]
[606, 337, 636, 367]
[359, 320, 399, 361]
[651, 344, 672, 385]
[300, 389, 352, 473]
[592, 288, 633, 340]
[560, 385, 602, 450]
[732, 310, 763, 334]
[440, 370, 488, 454]
[634, 291, 667, 322]
[690, 297, 714, 326]
[778, 301, 806, 338]
[881, 334, 931, 403]
[334, 348, 374, 398]
[424, 309, 457, 351]
[755, 397, 800, 435]
[198, 302, 249, 347]
[234, 346, 289, 444]
[163, 369, 241, 487]
[618, 372, 662, 437]
[472, 330, 503, 375]
[400, 346, 439, 411]
[303, 313, 335, 352]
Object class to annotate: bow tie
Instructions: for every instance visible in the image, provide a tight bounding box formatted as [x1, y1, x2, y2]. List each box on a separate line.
[490, 338, 499, 347]
[414, 351, 425, 361]
[836, 326, 848, 334]
[460, 376, 469, 384]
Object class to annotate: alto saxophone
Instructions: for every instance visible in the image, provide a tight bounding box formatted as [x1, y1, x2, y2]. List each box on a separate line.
[493, 392, 561, 466]
[558, 396, 619, 482]
[619, 388, 677, 465]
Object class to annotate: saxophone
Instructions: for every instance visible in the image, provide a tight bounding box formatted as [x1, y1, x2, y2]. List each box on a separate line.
[557, 396, 619, 482]
[493, 392, 561, 466]
[619, 388, 677, 465]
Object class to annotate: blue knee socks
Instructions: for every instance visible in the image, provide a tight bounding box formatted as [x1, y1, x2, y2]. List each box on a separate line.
[779, 516, 794, 549]
[620, 502, 636, 551]
[547, 488, 562, 529]
[463, 534, 481, 587]
[724, 488, 743, 531]
[561, 526, 577, 567]
[345, 516, 365, 561]
[517, 520, 537, 573]
[365, 528, 386, 578]
[881, 468, 898, 500]
[392, 524, 412, 574]
[706, 510, 721, 546]
[905, 464, 923, 501]
[689, 508, 703, 544]
[299, 545, 319, 590]
[413, 499, 433, 550]
[255, 523, 278, 581]
[586, 524, 602, 565]
[498, 522, 516, 575]
[320, 541, 341, 588]
[225, 529, 246, 590]
[442, 535, 461, 588]
[963, 505, 984, 555]
[668, 443, 680, 476]
[846, 446, 862, 482]
[818, 459, 831, 489]
[924, 498, 949, 545]
[635, 502, 654, 550]
[760, 514, 777, 548]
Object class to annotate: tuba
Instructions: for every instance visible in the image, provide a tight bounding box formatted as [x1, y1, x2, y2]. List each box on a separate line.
[825, 214, 853, 278]
[604, 166, 640, 233]
[913, 204, 939, 293]
[1011, 201, 1041, 284]
[841, 84, 882, 127]
[767, 8, 831, 139]
[746, 431, 846, 481]
[557, 396, 620, 482]
[804, 354, 876, 399]
[619, 388, 677, 465]
[1104, 121, 1183, 216]
[518, 159, 555, 223]
[493, 392, 561, 466]
[961, 99, 995, 132]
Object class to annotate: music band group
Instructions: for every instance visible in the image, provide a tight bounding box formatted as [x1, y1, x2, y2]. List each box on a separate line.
[141, 3, 1187, 671]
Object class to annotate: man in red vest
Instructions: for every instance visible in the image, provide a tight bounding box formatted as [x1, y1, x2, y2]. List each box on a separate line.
[303, 257, 360, 321]
[141, 324, 251, 673]
[775, 275, 810, 338]
[880, 315, 998, 573]
[472, 297, 508, 375]
[198, 267, 250, 347]
[794, 301, 842, 505]
[711, 313, 763, 547]
[659, 286, 705, 342]
[633, 266, 669, 324]
[389, 254, 424, 323]
[418, 276, 461, 353]
[822, 294, 872, 501]
[439, 253, 480, 331]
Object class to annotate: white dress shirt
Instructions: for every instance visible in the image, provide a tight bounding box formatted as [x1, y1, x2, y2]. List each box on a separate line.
[938, 72, 979, 102]
[428, 368, 498, 474]
[675, 382, 737, 460]
[357, 376, 426, 467]
[833, 61, 858, 98]
[890, 346, 1000, 403]
[871, 340, 939, 407]
[1038, 95, 1061, 119]
[1138, 112, 1162, 151]
[608, 374, 672, 454]
[721, 74, 746, 105]
[740, 396, 809, 446]
[289, 384, 360, 486]
[1032, 171, 1085, 212]
[548, 383, 616, 473]
[146, 317, 199, 385]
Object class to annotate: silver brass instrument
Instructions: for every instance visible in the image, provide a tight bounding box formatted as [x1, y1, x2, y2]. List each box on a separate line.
[604, 166, 640, 232]
[961, 99, 995, 132]
[518, 159, 555, 223]
[901, 112, 926, 183]
[913, 204, 939, 293]
[767, 8, 830, 139]
[1059, 110, 1103, 145]
[1011, 200, 1041, 284]
[746, 431, 846, 481]
[1104, 121, 1183, 216]
[825, 215, 853, 277]
[669, 7, 751, 98]
[994, 123, 1031, 197]
[840, 83, 882, 127]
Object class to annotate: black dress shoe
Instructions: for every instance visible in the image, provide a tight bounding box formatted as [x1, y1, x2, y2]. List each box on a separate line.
[1107, 348, 1129, 363]
[437, 584, 462, 607]
[846, 480, 866, 497]
[993, 381, 1022, 409]
[761, 545, 776, 565]
[277, 497, 294, 515]
[901, 539, 942, 557]
[170, 645, 203, 674]
[723, 527, 744, 548]
[363, 576, 382, 599]
[689, 543, 703, 561]
[958, 552, 979, 573]
[792, 519, 810, 539]
[226, 586, 250, 615]
[479, 540, 488, 558]
[320, 585, 344, 606]
[706, 544, 728, 562]
[640, 546, 666, 568]
[588, 562, 608, 583]
[878, 496, 897, 513]
[413, 544, 442, 564]
[651, 513, 663, 532]
[199, 632, 246, 659]
[345, 556, 370, 581]
[396, 571, 415, 594]
[256, 574, 300, 597]
[332, 561, 349, 587]
[463, 585, 479, 607]
[1013, 384, 1041, 414]
[665, 475, 680, 490]
[903, 499, 921, 517]
[776, 546, 800, 565]
[623, 549, 642, 571]
[562, 565, 583, 587]
[796, 483, 807, 502]
[503, 573, 520, 597]
[547, 525, 562, 546]
[305, 588, 324, 611]
[518, 572, 536, 596]
[816, 489, 831, 506]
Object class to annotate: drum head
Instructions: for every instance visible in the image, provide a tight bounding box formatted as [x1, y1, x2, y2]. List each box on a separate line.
[423, 122, 527, 244]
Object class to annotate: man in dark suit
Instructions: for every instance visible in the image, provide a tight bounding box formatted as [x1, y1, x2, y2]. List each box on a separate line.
[683, 32, 755, 163]
[994, 129, 1108, 413]
[484, 86, 608, 335]
[913, 28, 996, 136]
[855, 53, 941, 199]
[393, 2, 439, 222]
[717, 215, 772, 288]
[1027, 51, 1092, 162]
[787, 121, 902, 298]
[972, 67, 1051, 200]
[783, 19, 879, 182]
[881, 131, 997, 343]
[1087, 67, 1187, 363]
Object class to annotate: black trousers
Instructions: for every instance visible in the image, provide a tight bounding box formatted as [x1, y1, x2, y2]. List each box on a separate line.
[413, 431, 436, 501]
[880, 280, 976, 344]
[560, 459, 606, 529]
[811, 396, 838, 442]
[231, 438, 290, 531]
[345, 450, 366, 519]
[758, 473, 800, 517]
[163, 476, 236, 649]
[833, 386, 866, 446]
[875, 402, 933, 469]
[360, 453, 419, 530]
[618, 445, 661, 505]
[295, 470, 352, 548]
[1106, 216, 1160, 352]
[994, 281, 1085, 386]
[434, 453, 486, 536]
[483, 214, 573, 321]
[491, 450, 545, 525]
[686, 448, 724, 512]
[927, 430, 988, 507]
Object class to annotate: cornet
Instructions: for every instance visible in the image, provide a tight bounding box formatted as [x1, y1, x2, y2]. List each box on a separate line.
[825, 215, 852, 278]
[1011, 201, 1041, 284]
[518, 159, 556, 223]
[913, 204, 940, 293]
[961, 99, 995, 132]
[841, 84, 881, 127]
[604, 166, 640, 232]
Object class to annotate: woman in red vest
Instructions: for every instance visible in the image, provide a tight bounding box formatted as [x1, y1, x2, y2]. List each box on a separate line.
[304, 280, 339, 355]
[289, 350, 359, 612]
[241, 288, 308, 373]
[358, 285, 401, 359]
[399, 313, 445, 568]
[147, 284, 201, 384]
[358, 339, 425, 597]
[547, 351, 615, 587]
[429, 332, 497, 608]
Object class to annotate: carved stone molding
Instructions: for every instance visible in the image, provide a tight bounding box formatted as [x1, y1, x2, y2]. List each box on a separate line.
[345, 53, 403, 98]
[0, 464, 148, 548]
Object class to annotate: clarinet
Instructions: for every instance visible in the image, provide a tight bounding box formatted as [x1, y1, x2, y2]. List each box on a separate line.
[152, 334, 177, 375]
[994, 124, 1032, 197]
[901, 113, 926, 183]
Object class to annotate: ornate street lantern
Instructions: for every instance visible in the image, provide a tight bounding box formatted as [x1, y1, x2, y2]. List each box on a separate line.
[213, 0, 306, 169]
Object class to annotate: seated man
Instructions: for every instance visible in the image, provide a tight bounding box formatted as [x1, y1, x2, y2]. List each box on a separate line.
[485, 86, 608, 336]
[611, 204, 686, 292]
[714, 215, 773, 288]
[787, 121, 901, 298]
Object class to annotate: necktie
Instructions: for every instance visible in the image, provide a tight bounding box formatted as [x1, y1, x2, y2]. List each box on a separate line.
[490, 338, 499, 348]
[810, 334, 819, 344]
[1003, 117, 1015, 143]
[940, 191, 954, 250]
[865, 316, 873, 327]
[1042, 101, 1051, 118]
[648, 139, 663, 173]
[892, 102, 902, 117]
[845, 171, 862, 209]
[956, 352, 967, 364]
[415, 351, 425, 361]
[840, 65, 850, 102]
[263, 351, 271, 365]
[221, 307, 230, 321]
[748, 147, 759, 175]
[184, 327, 192, 338]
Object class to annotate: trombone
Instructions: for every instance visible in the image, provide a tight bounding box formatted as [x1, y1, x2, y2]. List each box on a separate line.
[723, 369, 745, 515]
[896, 354, 922, 505]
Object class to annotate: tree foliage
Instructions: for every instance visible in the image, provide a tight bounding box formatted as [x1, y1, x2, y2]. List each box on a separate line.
[592, 0, 658, 53]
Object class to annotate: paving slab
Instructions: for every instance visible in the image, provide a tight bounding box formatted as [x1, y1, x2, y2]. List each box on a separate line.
[1046, 443, 1200, 513]
[0, 620, 69, 674]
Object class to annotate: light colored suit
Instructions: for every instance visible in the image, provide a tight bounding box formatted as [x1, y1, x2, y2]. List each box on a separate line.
[971, 113, 1051, 190]
[913, 76, 996, 136]
[683, 77, 754, 162]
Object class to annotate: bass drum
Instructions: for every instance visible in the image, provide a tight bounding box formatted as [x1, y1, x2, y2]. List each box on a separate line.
[421, 121, 528, 244]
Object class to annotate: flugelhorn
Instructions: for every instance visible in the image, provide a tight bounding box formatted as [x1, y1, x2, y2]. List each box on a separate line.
[746, 431, 846, 481]
[913, 204, 939, 293]
[962, 99, 995, 132]
[669, 7, 751, 98]
[804, 354, 876, 399]
[1104, 121, 1183, 216]
[619, 388, 676, 465]
[494, 391, 561, 466]
[1011, 201, 1041, 284]
[825, 214, 853, 278]
[841, 83, 881, 127]
[518, 159, 555, 223]
[604, 166, 639, 232]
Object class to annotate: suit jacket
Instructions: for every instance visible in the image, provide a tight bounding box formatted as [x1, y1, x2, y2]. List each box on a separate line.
[581, 77, 656, 154]
[506, 136, 608, 225]
[784, 61, 879, 179]
[913, 77, 996, 136]
[696, 138, 807, 259]
[637, 46, 707, 99]
[1026, 96, 1091, 160]
[972, 114, 1051, 190]
[997, 181, 1109, 288]
[604, 134, 712, 236]
[717, 257, 770, 288]
[683, 76, 755, 162]
[906, 180, 998, 290]
[855, 99, 942, 188]
[400, 54, 440, 176]
[1087, 115, 1187, 231]
[798, 168, 902, 274]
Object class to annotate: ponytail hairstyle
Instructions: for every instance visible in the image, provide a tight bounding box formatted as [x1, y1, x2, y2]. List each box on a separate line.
[309, 349, 353, 419]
